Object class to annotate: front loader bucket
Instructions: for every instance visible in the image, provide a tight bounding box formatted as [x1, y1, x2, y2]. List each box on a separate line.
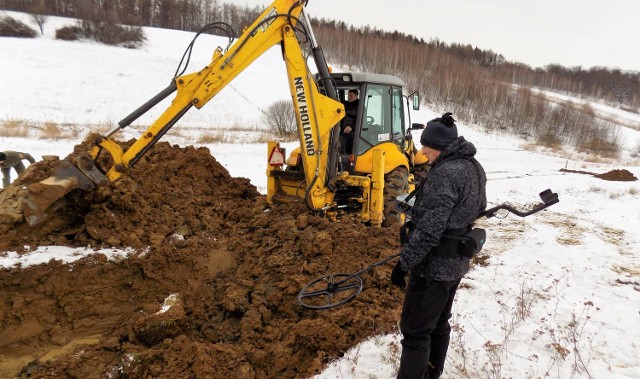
[22, 155, 108, 226]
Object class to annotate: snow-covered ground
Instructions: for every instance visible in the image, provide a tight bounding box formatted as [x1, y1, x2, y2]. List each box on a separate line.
[2, 12, 640, 379]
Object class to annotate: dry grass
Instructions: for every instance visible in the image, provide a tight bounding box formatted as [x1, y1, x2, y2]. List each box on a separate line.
[195, 129, 286, 144]
[374, 333, 401, 373]
[522, 141, 567, 158]
[578, 153, 617, 164]
[587, 185, 604, 193]
[535, 132, 563, 151]
[197, 132, 228, 144]
[226, 123, 264, 132]
[254, 132, 278, 144]
[39, 122, 86, 140]
[611, 264, 640, 276]
[543, 217, 585, 246]
[578, 135, 621, 159]
[1, 119, 88, 139]
[0, 118, 285, 145]
[449, 276, 597, 378]
[41, 122, 62, 139]
[598, 226, 625, 247]
[484, 219, 526, 252]
[272, 132, 297, 142]
[603, 188, 639, 200]
[0, 119, 30, 137]
[608, 191, 622, 200]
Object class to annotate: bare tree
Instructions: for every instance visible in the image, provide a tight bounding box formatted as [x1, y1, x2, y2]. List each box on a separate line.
[30, 14, 47, 34]
[28, 0, 48, 34]
[263, 100, 297, 137]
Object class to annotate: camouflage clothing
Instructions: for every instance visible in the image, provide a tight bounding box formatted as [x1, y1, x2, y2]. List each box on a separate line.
[398, 136, 487, 281]
[1, 150, 35, 188]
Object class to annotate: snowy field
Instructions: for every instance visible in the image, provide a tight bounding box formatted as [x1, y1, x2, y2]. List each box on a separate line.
[2, 11, 640, 379]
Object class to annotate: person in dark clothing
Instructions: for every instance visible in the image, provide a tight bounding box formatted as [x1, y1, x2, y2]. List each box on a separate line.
[0, 150, 36, 189]
[391, 112, 487, 379]
[340, 89, 359, 154]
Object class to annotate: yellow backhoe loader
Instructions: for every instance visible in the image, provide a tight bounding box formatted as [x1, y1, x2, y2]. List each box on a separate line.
[267, 71, 426, 226]
[16, 0, 428, 227]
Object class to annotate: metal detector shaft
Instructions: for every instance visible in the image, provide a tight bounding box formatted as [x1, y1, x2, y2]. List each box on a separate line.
[479, 189, 559, 220]
[316, 253, 401, 292]
[336, 253, 400, 285]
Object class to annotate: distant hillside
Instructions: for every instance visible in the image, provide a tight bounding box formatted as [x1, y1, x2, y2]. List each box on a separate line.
[312, 20, 638, 156]
[2, 0, 639, 156]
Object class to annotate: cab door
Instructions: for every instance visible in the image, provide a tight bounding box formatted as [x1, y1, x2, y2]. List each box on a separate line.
[353, 84, 410, 175]
[391, 87, 406, 149]
[356, 83, 392, 156]
[355, 84, 406, 154]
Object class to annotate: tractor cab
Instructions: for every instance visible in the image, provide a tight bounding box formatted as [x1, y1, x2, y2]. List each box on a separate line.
[328, 72, 420, 175]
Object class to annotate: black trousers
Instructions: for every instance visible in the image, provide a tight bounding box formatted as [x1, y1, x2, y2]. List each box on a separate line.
[339, 131, 354, 154]
[397, 275, 461, 379]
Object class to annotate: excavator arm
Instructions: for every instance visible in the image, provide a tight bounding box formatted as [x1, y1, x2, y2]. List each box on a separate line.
[21, 0, 344, 226]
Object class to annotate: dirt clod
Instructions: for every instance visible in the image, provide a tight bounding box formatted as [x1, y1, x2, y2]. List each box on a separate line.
[0, 140, 403, 378]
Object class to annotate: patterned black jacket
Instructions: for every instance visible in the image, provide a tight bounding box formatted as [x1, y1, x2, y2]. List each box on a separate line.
[399, 136, 487, 280]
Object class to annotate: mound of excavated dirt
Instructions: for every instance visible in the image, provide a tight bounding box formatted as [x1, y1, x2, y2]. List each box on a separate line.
[0, 140, 403, 378]
[594, 169, 638, 181]
[560, 168, 638, 182]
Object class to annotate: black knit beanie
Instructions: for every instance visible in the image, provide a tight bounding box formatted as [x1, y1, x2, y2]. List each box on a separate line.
[420, 112, 458, 150]
[0, 152, 5, 161]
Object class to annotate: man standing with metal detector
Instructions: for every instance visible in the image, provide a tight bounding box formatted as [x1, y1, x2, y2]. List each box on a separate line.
[391, 112, 487, 379]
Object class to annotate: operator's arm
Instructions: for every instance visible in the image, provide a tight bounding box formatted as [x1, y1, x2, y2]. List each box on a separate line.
[398, 170, 457, 271]
[20, 153, 35, 164]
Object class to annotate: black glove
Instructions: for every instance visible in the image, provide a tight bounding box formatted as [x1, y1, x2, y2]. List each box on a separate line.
[391, 262, 408, 289]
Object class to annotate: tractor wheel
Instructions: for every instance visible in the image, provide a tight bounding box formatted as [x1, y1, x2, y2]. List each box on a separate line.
[412, 163, 430, 186]
[382, 167, 409, 227]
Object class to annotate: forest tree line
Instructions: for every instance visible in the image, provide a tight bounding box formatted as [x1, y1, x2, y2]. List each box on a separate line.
[2, 0, 638, 154]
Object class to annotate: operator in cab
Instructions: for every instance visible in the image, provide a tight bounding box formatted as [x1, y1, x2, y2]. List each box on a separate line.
[340, 89, 359, 154]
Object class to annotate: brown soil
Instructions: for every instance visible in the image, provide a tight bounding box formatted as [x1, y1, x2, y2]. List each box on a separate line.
[560, 168, 638, 181]
[0, 140, 403, 378]
[593, 169, 638, 181]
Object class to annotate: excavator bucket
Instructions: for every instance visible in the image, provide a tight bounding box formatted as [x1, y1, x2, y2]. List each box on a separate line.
[21, 154, 109, 226]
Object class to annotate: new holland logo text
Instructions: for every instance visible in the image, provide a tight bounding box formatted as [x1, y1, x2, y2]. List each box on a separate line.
[294, 77, 314, 156]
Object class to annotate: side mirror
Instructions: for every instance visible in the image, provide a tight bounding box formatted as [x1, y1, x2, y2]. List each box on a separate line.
[411, 92, 420, 111]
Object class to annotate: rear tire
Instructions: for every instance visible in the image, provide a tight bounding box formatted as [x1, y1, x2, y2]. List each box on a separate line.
[412, 163, 430, 186]
[382, 167, 409, 227]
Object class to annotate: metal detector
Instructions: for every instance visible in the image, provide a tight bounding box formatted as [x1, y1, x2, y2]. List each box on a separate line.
[297, 189, 559, 310]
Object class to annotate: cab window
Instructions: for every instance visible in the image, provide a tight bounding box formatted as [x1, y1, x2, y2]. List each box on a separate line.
[357, 84, 391, 155]
[391, 87, 405, 147]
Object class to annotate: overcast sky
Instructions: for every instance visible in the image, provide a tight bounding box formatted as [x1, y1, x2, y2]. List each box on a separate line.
[237, 0, 639, 71]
